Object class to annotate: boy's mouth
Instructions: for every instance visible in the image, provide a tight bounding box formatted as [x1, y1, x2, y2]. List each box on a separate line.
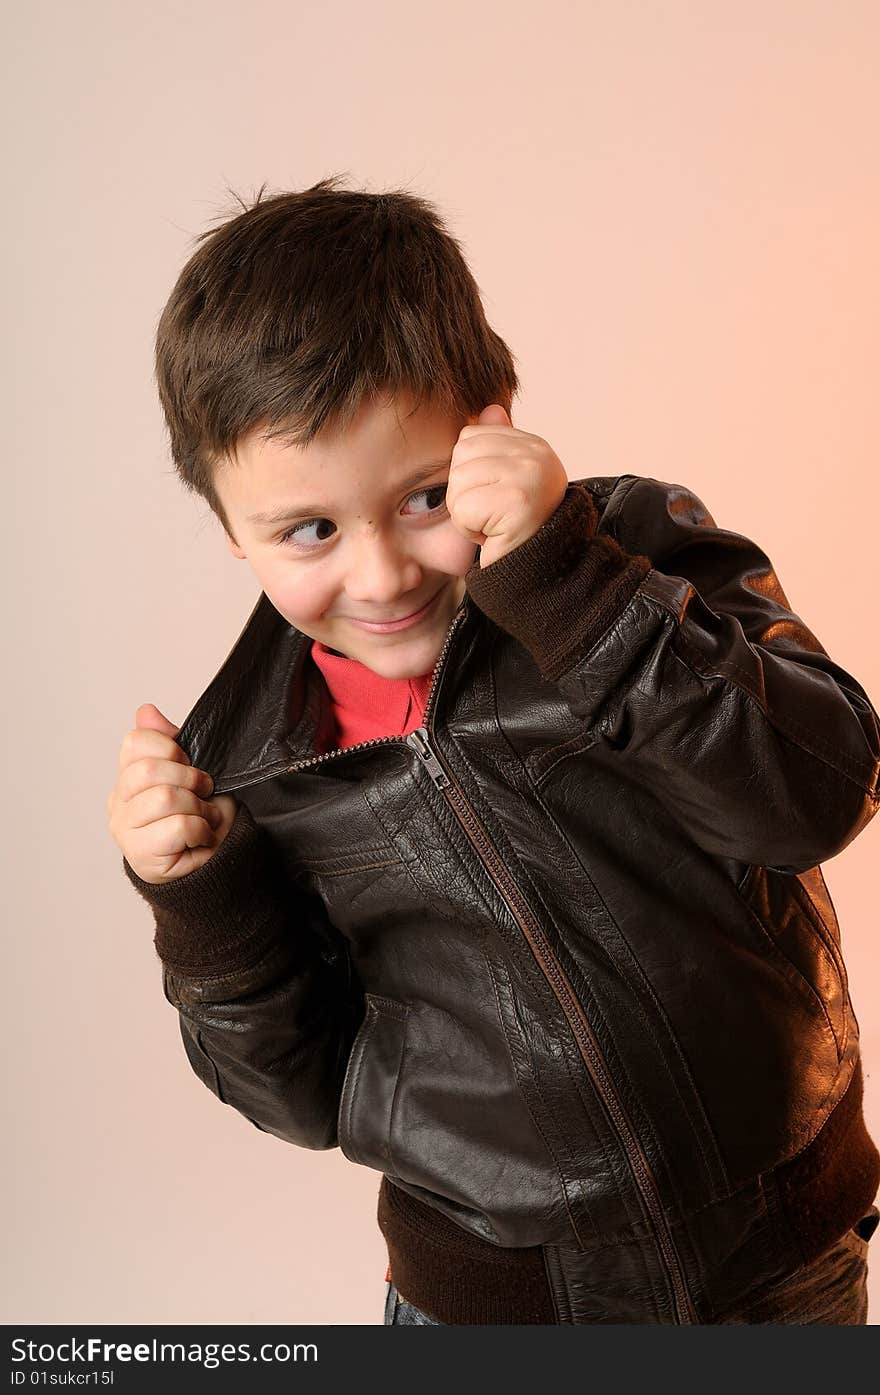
[345, 586, 445, 634]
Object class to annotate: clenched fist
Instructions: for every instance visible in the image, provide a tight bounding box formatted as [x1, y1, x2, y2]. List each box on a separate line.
[447, 404, 569, 569]
[107, 703, 237, 884]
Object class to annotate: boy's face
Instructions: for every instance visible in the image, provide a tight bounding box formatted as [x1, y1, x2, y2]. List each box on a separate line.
[214, 393, 482, 680]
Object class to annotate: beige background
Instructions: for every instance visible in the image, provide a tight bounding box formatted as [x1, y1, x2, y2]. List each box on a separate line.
[5, 0, 879, 1325]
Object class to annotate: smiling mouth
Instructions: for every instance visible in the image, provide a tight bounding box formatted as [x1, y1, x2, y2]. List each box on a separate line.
[346, 587, 444, 633]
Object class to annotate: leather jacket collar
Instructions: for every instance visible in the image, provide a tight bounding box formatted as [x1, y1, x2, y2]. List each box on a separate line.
[176, 587, 483, 794]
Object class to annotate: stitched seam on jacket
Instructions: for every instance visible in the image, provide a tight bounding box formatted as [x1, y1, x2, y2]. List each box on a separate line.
[295, 857, 400, 876]
[385, 1004, 410, 1179]
[340, 1005, 380, 1166]
[484, 953, 589, 1248]
[788, 876, 848, 990]
[767, 1058, 857, 1169]
[786, 877, 849, 1061]
[735, 881, 843, 1059]
[599, 474, 641, 532]
[672, 632, 877, 794]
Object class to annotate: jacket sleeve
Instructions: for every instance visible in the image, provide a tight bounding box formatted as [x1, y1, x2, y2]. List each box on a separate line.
[464, 473, 880, 875]
[122, 798, 363, 1149]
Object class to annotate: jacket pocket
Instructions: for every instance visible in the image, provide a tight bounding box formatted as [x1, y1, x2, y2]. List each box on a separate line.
[737, 865, 848, 1062]
[337, 994, 410, 1169]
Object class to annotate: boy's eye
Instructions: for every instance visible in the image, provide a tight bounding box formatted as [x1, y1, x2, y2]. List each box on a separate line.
[276, 483, 448, 550]
[278, 517, 337, 549]
[405, 483, 448, 515]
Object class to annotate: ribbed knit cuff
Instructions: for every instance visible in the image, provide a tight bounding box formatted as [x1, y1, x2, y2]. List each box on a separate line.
[464, 481, 653, 682]
[122, 799, 294, 981]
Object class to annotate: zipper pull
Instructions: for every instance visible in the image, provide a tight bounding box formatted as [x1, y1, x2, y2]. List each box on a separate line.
[405, 727, 450, 789]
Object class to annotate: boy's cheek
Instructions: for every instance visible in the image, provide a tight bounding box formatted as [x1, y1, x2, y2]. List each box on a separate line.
[254, 573, 334, 631]
[441, 528, 481, 576]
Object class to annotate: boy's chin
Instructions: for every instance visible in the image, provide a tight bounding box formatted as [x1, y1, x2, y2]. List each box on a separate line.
[350, 634, 447, 680]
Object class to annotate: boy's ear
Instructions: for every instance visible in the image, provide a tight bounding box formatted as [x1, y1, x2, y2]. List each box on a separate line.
[225, 531, 246, 560]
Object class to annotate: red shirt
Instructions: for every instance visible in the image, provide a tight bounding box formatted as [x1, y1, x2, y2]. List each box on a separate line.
[310, 640, 435, 750]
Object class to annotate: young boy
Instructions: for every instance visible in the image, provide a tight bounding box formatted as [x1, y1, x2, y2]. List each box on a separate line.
[108, 176, 880, 1324]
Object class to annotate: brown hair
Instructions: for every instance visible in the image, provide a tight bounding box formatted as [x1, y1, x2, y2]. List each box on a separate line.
[154, 174, 521, 543]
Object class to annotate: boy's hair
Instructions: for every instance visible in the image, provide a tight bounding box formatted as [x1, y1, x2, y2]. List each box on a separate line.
[154, 174, 521, 543]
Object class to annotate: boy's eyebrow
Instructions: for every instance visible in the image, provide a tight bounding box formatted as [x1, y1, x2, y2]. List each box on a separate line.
[246, 458, 452, 528]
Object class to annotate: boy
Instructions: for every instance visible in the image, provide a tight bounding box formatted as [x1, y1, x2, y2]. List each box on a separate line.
[108, 176, 880, 1324]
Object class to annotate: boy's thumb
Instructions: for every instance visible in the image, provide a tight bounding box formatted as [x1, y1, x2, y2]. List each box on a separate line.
[476, 404, 512, 427]
[135, 702, 179, 738]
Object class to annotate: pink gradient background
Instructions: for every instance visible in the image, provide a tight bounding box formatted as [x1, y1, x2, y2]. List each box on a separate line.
[6, 1, 879, 1326]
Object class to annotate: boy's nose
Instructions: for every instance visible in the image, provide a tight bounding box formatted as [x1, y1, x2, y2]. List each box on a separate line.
[343, 534, 421, 604]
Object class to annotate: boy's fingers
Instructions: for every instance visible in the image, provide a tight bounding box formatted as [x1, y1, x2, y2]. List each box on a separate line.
[135, 703, 179, 735]
[118, 726, 192, 772]
[124, 810, 218, 863]
[118, 757, 212, 804]
[125, 783, 220, 833]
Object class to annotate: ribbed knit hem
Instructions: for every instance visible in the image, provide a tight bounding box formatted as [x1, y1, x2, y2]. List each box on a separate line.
[122, 799, 295, 983]
[464, 481, 653, 682]
[378, 1056, 880, 1324]
[377, 1178, 557, 1324]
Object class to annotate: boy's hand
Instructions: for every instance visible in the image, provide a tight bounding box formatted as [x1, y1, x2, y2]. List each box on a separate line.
[447, 405, 569, 569]
[107, 703, 238, 885]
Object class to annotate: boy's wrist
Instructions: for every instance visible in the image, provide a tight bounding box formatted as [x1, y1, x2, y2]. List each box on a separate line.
[464, 481, 653, 681]
[123, 799, 294, 981]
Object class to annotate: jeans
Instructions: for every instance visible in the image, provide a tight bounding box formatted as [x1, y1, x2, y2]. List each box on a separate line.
[383, 1279, 444, 1326]
[383, 1204, 879, 1325]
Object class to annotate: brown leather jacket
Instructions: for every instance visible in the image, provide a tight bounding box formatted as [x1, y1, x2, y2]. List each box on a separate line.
[123, 474, 880, 1323]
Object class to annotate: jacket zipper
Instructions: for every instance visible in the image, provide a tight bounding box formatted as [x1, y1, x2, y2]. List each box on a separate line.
[275, 597, 696, 1322]
[404, 723, 697, 1325]
[269, 596, 474, 781]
